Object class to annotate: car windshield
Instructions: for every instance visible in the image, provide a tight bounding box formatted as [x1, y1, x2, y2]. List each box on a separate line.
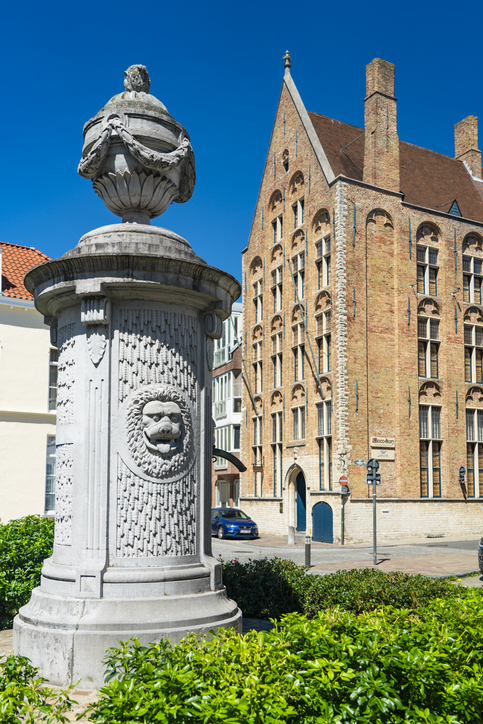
[219, 509, 249, 520]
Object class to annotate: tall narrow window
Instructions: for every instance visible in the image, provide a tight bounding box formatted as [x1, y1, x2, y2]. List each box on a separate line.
[317, 399, 332, 490]
[271, 331, 283, 388]
[271, 266, 283, 312]
[292, 252, 305, 300]
[466, 408, 483, 497]
[418, 317, 440, 379]
[315, 235, 331, 290]
[253, 280, 263, 323]
[252, 415, 263, 495]
[45, 436, 56, 515]
[417, 246, 438, 296]
[292, 405, 305, 440]
[48, 348, 58, 411]
[464, 323, 483, 383]
[292, 323, 305, 381]
[419, 405, 442, 497]
[463, 256, 483, 303]
[272, 215, 283, 243]
[292, 198, 304, 229]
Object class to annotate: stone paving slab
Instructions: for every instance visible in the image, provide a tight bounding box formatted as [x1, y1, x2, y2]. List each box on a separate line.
[310, 551, 479, 578]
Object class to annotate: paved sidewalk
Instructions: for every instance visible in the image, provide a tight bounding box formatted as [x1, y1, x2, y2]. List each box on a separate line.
[310, 551, 480, 578]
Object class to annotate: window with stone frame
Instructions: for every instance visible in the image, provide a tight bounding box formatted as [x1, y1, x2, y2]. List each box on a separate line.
[253, 279, 263, 323]
[292, 405, 305, 441]
[271, 411, 283, 497]
[417, 245, 438, 296]
[292, 322, 305, 382]
[272, 214, 283, 244]
[271, 330, 283, 388]
[466, 407, 483, 497]
[317, 324, 331, 374]
[463, 256, 483, 304]
[419, 404, 442, 497]
[317, 399, 332, 490]
[282, 149, 289, 174]
[291, 251, 305, 301]
[252, 414, 263, 495]
[292, 198, 304, 230]
[464, 323, 483, 383]
[418, 316, 440, 379]
[271, 266, 283, 313]
[315, 235, 331, 290]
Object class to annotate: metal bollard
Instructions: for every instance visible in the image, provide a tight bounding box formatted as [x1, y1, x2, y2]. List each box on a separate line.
[305, 536, 311, 567]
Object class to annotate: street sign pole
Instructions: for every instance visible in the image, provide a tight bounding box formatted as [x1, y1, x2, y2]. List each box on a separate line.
[366, 458, 381, 566]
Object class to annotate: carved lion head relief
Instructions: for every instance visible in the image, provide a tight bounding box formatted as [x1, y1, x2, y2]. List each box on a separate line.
[121, 384, 194, 482]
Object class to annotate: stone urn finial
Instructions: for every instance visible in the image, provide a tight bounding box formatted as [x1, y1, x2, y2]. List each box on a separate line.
[78, 66, 196, 224]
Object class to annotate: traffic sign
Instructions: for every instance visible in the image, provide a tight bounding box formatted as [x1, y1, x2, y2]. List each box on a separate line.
[339, 475, 349, 485]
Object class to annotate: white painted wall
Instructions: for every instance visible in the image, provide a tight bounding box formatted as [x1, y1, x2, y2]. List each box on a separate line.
[0, 300, 56, 523]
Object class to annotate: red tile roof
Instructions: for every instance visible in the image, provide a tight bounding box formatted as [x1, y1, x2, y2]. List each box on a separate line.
[308, 112, 483, 223]
[0, 241, 50, 301]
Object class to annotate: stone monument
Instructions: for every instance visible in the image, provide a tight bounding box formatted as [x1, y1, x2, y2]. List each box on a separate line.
[14, 65, 242, 687]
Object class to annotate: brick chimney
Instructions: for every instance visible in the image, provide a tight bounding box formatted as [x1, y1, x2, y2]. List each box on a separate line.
[455, 116, 482, 179]
[363, 58, 400, 192]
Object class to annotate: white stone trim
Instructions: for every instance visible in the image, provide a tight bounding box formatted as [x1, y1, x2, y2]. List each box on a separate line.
[283, 75, 335, 185]
[334, 181, 350, 477]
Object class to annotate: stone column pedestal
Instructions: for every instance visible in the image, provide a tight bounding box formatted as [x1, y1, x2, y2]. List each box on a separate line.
[14, 223, 241, 686]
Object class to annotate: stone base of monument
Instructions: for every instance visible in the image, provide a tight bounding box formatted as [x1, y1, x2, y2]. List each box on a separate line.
[14, 587, 241, 686]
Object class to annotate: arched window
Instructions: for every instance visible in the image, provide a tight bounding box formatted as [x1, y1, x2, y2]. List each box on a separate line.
[291, 384, 306, 441]
[465, 386, 483, 497]
[252, 396, 263, 496]
[416, 223, 440, 297]
[252, 326, 263, 395]
[463, 233, 483, 304]
[419, 382, 442, 498]
[464, 307, 483, 383]
[270, 390, 283, 497]
[418, 307, 440, 380]
[282, 149, 289, 174]
[250, 257, 263, 324]
[271, 316, 283, 389]
[313, 210, 331, 290]
[316, 378, 332, 490]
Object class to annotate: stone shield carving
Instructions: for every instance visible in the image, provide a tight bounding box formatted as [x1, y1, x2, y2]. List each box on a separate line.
[119, 384, 194, 483]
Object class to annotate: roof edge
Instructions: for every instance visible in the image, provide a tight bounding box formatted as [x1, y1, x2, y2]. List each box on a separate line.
[283, 74, 335, 185]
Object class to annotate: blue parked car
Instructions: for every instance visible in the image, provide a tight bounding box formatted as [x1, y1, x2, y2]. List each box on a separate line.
[211, 508, 258, 539]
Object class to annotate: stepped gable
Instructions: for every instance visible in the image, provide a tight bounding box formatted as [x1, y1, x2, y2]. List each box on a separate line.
[308, 111, 483, 223]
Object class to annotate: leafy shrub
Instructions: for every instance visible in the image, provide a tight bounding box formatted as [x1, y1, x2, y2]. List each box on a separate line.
[0, 654, 75, 723]
[86, 592, 483, 723]
[222, 557, 464, 619]
[0, 516, 54, 630]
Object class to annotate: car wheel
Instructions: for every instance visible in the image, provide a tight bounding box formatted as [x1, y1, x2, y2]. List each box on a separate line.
[217, 526, 224, 540]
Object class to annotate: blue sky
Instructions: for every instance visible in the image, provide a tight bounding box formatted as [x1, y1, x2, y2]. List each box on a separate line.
[1, 0, 483, 288]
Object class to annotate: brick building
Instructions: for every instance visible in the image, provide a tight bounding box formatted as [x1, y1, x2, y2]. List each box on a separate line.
[212, 302, 243, 507]
[240, 54, 483, 543]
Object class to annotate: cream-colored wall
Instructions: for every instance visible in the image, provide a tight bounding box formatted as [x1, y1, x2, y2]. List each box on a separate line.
[0, 302, 55, 523]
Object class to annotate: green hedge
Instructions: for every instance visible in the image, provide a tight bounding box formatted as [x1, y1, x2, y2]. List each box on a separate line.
[221, 557, 462, 618]
[0, 516, 54, 630]
[86, 592, 483, 723]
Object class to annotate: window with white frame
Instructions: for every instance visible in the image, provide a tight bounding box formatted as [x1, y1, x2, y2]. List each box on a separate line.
[317, 400, 332, 490]
[271, 266, 283, 312]
[45, 436, 56, 515]
[213, 372, 230, 418]
[418, 317, 439, 378]
[48, 348, 58, 411]
[253, 280, 263, 323]
[232, 370, 242, 413]
[291, 252, 305, 301]
[463, 256, 483, 304]
[466, 408, 483, 497]
[465, 323, 483, 383]
[315, 236, 331, 290]
[417, 246, 438, 296]
[419, 405, 442, 497]
[292, 323, 305, 381]
[233, 424, 241, 450]
[292, 405, 305, 440]
[252, 339, 263, 394]
[271, 410, 283, 497]
[271, 330, 283, 388]
[292, 198, 304, 229]
[214, 426, 230, 469]
[272, 215, 283, 243]
[213, 313, 242, 368]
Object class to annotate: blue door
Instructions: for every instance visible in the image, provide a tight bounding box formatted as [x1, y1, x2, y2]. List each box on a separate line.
[312, 501, 333, 543]
[295, 472, 306, 531]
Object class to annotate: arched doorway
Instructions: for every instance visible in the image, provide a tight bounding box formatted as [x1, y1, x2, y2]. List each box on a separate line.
[312, 501, 333, 543]
[295, 471, 306, 532]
